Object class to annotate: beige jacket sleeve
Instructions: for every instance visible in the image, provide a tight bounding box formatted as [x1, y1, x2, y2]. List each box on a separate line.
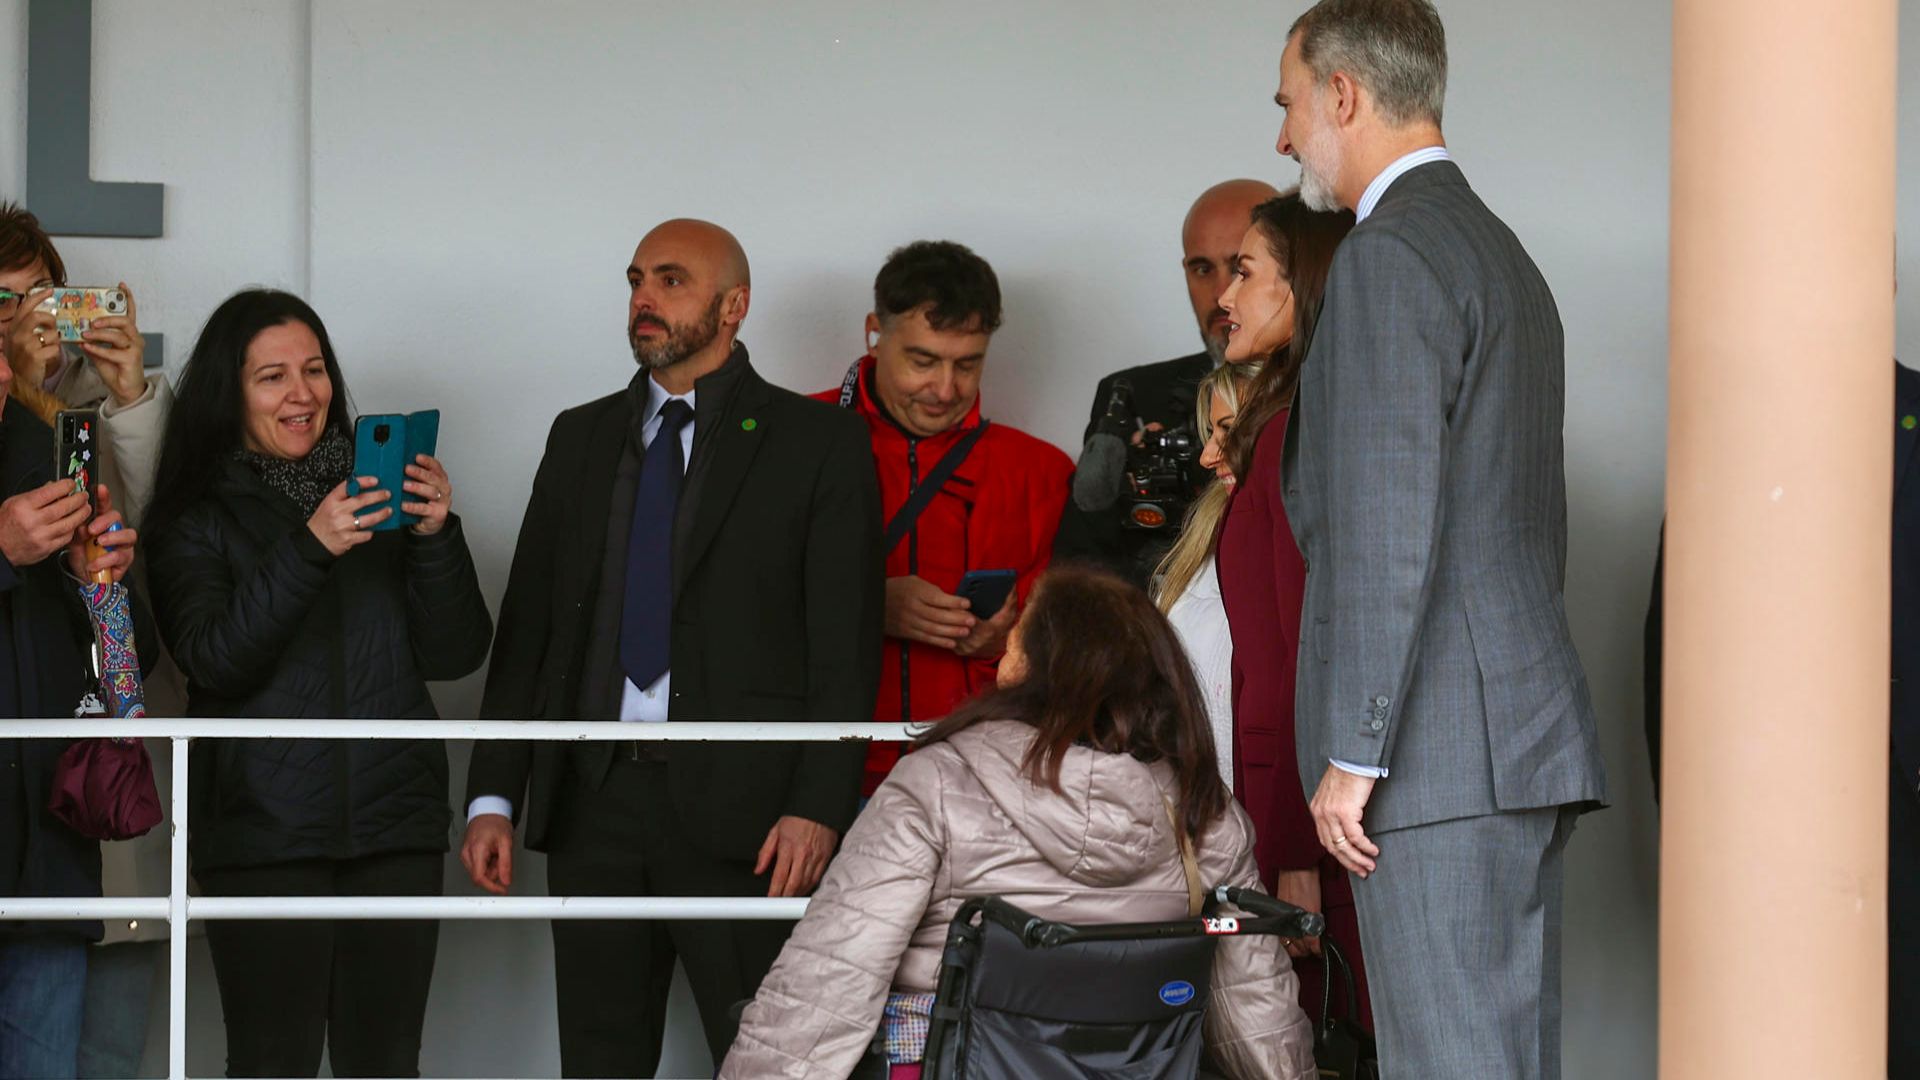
[96, 375, 173, 526]
[719, 752, 947, 1080]
[1201, 810, 1319, 1080]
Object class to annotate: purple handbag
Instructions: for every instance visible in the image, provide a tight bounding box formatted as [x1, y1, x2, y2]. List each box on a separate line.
[48, 736, 161, 840]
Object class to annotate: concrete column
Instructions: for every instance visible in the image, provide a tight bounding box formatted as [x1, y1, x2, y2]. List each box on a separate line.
[1661, 0, 1897, 1075]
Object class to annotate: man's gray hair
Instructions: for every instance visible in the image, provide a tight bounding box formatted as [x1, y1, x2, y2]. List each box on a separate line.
[1290, 0, 1448, 128]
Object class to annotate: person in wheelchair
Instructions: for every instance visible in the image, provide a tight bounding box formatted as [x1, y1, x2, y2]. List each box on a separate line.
[720, 566, 1315, 1079]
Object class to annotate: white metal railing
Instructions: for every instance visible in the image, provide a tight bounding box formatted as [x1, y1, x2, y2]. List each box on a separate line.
[2, 718, 916, 1080]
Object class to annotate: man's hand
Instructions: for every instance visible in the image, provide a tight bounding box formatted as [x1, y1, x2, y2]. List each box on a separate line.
[1128, 421, 1165, 448]
[1273, 868, 1323, 958]
[0, 479, 91, 568]
[953, 594, 1017, 659]
[78, 283, 147, 407]
[1310, 764, 1381, 877]
[66, 486, 135, 582]
[884, 574, 975, 649]
[460, 813, 515, 895]
[754, 815, 838, 898]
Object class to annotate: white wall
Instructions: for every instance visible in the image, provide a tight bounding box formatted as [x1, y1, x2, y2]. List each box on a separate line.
[3, 1, 1916, 1076]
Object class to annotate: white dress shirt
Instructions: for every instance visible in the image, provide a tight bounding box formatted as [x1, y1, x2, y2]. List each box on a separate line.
[1354, 144, 1452, 223]
[1164, 556, 1234, 787]
[1324, 147, 1451, 786]
[466, 375, 696, 824]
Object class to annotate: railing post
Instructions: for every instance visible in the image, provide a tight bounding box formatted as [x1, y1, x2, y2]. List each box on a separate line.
[168, 735, 189, 1080]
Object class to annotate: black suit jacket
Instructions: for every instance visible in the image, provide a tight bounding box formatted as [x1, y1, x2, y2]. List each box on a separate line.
[466, 345, 883, 859]
[1890, 363, 1920, 796]
[1051, 352, 1214, 588]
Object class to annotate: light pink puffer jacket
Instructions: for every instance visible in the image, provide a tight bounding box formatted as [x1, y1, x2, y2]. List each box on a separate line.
[720, 719, 1316, 1080]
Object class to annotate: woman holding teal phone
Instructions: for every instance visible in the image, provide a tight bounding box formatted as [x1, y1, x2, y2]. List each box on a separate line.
[144, 288, 493, 1079]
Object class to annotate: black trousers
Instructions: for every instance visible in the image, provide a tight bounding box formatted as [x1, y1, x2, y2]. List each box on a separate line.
[545, 756, 794, 1078]
[1892, 765, 1920, 1077]
[197, 851, 442, 1079]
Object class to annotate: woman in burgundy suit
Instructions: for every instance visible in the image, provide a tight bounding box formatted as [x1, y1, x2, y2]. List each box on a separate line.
[1213, 193, 1368, 1030]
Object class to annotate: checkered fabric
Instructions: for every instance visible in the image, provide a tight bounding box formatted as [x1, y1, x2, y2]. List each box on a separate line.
[882, 992, 937, 1064]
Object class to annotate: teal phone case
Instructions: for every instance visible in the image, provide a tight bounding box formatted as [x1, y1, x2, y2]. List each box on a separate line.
[350, 410, 440, 531]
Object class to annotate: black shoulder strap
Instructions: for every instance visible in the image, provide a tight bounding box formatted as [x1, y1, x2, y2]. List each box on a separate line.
[883, 421, 989, 555]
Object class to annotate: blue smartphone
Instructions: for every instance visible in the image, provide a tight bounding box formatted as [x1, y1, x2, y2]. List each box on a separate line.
[350, 410, 440, 531]
[956, 569, 1018, 621]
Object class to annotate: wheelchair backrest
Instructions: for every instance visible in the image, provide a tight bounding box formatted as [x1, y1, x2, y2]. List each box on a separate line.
[924, 903, 1218, 1079]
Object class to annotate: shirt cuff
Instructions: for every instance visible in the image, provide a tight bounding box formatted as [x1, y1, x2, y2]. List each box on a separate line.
[1330, 758, 1388, 779]
[466, 796, 513, 823]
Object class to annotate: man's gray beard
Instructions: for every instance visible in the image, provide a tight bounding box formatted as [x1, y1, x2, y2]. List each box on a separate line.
[630, 295, 723, 370]
[1297, 155, 1343, 212]
[1296, 126, 1345, 213]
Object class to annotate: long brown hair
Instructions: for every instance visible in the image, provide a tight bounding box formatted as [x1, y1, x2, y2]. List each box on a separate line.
[1223, 193, 1354, 481]
[0, 202, 66, 283]
[919, 565, 1231, 841]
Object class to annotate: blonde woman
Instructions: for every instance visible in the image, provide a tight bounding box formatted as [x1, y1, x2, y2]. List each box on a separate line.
[1154, 360, 1262, 786]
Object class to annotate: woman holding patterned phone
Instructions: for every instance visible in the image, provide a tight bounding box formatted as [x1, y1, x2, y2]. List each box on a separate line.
[144, 288, 493, 1079]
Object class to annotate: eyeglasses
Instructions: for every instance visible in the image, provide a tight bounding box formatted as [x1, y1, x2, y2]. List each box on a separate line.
[0, 282, 58, 321]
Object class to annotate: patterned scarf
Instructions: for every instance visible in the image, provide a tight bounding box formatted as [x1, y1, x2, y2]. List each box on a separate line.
[233, 426, 354, 518]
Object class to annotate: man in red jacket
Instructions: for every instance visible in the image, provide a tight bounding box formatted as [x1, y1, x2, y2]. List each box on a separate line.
[816, 241, 1072, 792]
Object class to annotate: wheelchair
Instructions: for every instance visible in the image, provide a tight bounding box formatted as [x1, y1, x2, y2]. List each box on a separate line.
[853, 885, 1324, 1080]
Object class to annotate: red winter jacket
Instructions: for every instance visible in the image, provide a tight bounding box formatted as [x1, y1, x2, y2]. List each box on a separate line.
[814, 357, 1073, 792]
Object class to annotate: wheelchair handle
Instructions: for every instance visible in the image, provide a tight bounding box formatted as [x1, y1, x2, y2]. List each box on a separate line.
[1214, 886, 1328, 938]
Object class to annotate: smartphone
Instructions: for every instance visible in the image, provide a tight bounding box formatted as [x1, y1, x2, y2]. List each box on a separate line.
[349, 410, 441, 531]
[956, 569, 1018, 622]
[36, 287, 129, 342]
[53, 409, 100, 515]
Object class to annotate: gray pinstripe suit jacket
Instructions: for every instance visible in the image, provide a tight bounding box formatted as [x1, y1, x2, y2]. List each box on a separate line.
[1282, 160, 1609, 833]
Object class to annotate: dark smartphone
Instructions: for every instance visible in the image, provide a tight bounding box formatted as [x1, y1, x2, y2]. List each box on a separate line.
[956, 569, 1018, 621]
[53, 408, 100, 516]
[350, 410, 441, 531]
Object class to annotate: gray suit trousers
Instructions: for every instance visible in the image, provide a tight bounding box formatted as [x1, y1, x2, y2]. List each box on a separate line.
[1351, 808, 1576, 1079]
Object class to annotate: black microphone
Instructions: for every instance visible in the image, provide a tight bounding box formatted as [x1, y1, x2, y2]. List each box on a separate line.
[1072, 379, 1136, 512]
[1073, 432, 1129, 511]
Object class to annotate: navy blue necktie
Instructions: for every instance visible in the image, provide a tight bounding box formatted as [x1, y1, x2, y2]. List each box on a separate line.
[619, 398, 694, 689]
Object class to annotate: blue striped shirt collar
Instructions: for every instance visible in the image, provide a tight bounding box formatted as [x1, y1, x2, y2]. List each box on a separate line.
[1355, 145, 1452, 222]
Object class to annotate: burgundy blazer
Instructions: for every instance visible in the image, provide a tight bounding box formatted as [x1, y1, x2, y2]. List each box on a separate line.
[1217, 411, 1352, 906]
[1216, 410, 1375, 1031]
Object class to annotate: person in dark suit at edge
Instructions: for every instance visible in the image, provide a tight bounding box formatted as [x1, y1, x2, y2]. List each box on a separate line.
[1647, 356, 1920, 1075]
[458, 218, 884, 1076]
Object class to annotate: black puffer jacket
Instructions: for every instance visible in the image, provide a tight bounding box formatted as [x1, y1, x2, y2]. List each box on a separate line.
[149, 458, 493, 872]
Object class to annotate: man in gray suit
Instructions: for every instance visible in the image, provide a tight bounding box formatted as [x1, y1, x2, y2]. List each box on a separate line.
[1273, 1, 1609, 1075]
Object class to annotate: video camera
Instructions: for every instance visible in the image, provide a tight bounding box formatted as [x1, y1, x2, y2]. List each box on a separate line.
[1082, 380, 1201, 532]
